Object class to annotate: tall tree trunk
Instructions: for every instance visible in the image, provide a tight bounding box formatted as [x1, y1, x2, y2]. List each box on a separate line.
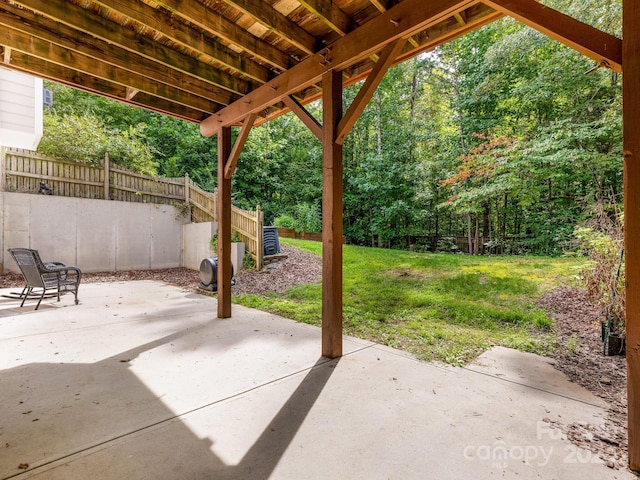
[475, 214, 480, 255]
[370, 208, 374, 247]
[483, 203, 490, 238]
[467, 212, 473, 255]
[434, 187, 440, 252]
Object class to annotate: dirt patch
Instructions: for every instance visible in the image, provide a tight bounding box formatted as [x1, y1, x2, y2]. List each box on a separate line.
[0, 244, 321, 296]
[391, 267, 426, 280]
[538, 287, 628, 469]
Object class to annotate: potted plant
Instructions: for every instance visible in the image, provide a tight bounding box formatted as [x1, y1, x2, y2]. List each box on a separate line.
[209, 231, 245, 272]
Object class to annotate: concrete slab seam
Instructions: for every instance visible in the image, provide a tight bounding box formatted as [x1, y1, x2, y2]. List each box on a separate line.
[462, 365, 605, 409]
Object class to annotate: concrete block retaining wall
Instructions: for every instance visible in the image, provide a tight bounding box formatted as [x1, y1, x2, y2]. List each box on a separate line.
[0, 192, 189, 274]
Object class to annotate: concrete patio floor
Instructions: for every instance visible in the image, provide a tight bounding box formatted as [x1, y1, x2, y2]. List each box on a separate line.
[0, 280, 634, 479]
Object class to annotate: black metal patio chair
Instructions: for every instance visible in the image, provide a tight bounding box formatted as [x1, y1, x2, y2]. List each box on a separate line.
[8, 248, 82, 310]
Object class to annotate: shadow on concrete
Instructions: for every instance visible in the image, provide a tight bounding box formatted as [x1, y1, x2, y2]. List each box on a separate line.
[0, 328, 336, 479]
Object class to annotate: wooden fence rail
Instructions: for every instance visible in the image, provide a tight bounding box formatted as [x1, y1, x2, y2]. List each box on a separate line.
[1, 148, 264, 266]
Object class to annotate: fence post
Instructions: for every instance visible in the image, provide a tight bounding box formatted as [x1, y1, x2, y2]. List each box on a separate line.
[0, 146, 6, 192]
[104, 152, 110, 200]
[256, 205, 263, 270]
[184, 173, 190, 204]
[213, 188, 217, 222]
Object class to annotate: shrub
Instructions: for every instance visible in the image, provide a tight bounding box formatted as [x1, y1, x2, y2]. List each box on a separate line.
[274, 214, 296, 229]
[574, 212, 625, 332]
[293, 202, 321, 233]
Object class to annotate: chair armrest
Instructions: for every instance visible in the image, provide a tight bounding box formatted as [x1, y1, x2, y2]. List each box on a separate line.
[43, 264, 81, 274]
[44, 261, 67, 269]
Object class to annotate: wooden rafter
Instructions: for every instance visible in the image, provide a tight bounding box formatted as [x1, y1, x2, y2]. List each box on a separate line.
[11, 0, 270, 83]
[454, 12, 467, 25]
[0, 24, 222, 113]
[298, 0, 351, 36]
[368, 0, 389, 13]
[222, 0, 318, 55]
[154, 0, 292, 71]
[201, 0, 478, 134]
[361, 0, 419, 49]
[5, 51, 208, 122]
[483, 0, 622, 71]
[0, 5, 240, 104]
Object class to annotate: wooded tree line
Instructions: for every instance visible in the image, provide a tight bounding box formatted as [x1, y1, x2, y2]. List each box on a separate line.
[39, 0, 622, 255]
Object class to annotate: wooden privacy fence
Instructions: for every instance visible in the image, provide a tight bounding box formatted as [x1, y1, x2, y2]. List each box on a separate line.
[1, 148, 264, 268]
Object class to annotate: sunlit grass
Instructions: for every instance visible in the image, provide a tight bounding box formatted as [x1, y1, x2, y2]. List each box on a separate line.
[233, 239, 585, 365]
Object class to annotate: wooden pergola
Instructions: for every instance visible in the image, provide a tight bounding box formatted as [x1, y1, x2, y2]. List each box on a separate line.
[1, 0, 638, 469]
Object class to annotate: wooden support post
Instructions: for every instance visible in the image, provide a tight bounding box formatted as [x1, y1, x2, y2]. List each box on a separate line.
[184, 173, 190, 204]
[217, 126, 233, 318]
[103, 152, 110, 200]
[321, 70, 343, 359]
[624, 0, 640, 470]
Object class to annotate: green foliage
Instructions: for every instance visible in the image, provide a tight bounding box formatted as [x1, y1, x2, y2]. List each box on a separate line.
[574, 212, 625, 330]
[39, 110, 157, 175]
[243, 252, 256, 270]
[292, 202, 322, 233]
[274, 214, 296, 229]
[234, 239, 582, 364]
[41, 4, 623, 255]
[38, 113, 107, 164]
[209, 231, 242, 253]
[43, 82, 213, 183]
[104, 124, 157, 176]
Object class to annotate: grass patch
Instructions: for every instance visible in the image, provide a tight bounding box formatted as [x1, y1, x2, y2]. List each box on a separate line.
[234, 239, 584, 365]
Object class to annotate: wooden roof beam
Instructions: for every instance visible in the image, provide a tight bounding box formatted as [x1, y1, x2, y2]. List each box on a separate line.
[483, 0, 622, 72]
[368, 0, 389, 13]
[298, 0, 351, 36]
[360, 0, 419, 50]
[12, 0, 269, 86]
[5, 51, 208, 122]
[0, 26, 222, 114]
[251, 4, 503, 128]
[6, 0, 251, 99]
[222, 0, 318, 55]
[201, 0, 478, 135]
[153, 0, 292, 71]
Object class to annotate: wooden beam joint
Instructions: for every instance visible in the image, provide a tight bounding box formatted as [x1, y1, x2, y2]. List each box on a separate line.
[224, 112, 258, 179]
[483, 0, 622, 72]
[283, 95, 323, 140]
[336, 38, 406, 144]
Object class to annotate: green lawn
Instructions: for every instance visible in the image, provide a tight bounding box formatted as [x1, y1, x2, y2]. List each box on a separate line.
[234, 239, 585, 365]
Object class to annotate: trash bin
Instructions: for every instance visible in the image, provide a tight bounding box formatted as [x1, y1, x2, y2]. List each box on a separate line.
[263, 226, 281, 256]
[198, 256, 235, 291]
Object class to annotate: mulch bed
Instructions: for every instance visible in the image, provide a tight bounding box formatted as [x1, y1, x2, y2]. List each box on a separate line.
[538, 287, 628, 470]
[0, 244, 322, 295]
